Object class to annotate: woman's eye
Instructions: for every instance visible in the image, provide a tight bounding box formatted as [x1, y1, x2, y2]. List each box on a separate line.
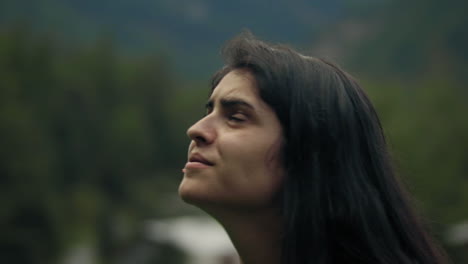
[228, 113, 247, 122]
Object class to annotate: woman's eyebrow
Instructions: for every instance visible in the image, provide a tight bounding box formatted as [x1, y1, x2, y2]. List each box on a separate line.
[205, 97, 256, 111]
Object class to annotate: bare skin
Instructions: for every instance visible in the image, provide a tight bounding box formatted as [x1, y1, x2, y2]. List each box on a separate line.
[217, 209, 282, 264]
[180, 70, 285, 264]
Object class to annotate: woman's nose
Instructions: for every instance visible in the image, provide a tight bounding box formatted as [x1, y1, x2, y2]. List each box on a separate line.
[186, 116, 216, 145]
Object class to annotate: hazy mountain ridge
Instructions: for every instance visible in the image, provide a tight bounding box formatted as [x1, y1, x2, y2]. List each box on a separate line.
[3, 0, 463, 79]
[0, 0, 353, 77]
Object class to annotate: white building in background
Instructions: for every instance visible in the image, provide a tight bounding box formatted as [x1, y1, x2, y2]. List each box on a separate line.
[145, 216, 240, 264]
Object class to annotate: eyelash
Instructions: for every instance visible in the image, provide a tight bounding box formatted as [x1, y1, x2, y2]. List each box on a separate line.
[204, 108, 247, 123]
[228, 113, 246, 122]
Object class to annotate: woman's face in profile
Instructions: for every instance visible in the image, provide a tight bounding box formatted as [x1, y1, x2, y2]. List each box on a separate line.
[179, 69, 285, 212]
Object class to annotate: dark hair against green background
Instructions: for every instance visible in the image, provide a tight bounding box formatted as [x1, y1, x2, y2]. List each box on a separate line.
[211, 32, 448, 264]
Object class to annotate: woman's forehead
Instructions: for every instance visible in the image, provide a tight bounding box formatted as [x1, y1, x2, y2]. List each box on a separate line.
[209, 70, 279, 120]
[210, 70, 258, 101]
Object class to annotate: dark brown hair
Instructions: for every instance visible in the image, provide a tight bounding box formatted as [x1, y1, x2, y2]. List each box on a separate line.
[211, 32, 448, 264]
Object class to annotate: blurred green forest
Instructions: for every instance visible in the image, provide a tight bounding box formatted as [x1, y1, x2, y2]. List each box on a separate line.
[0, 27, 206, 263]
[1, 0, 467, 263]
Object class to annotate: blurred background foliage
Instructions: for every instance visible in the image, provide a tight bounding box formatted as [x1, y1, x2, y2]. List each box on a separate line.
[0, 0, 467, 263]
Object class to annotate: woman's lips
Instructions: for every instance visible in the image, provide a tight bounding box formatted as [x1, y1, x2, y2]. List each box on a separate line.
[188, 153, 214, 165]
[183, 153, 214, 173]
[184, 161, 212, 169]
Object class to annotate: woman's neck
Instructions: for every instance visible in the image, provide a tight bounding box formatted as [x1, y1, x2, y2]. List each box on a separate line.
[214, 208, 283, 264]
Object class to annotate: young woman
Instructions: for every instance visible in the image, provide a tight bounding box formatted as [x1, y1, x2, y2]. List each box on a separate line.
[179, 32, 448, 264]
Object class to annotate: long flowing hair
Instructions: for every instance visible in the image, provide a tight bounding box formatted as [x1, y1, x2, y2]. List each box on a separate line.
[210, 32, 448, 264]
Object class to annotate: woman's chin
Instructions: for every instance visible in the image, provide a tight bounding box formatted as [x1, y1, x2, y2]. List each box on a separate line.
[178, 179, 207, 206]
